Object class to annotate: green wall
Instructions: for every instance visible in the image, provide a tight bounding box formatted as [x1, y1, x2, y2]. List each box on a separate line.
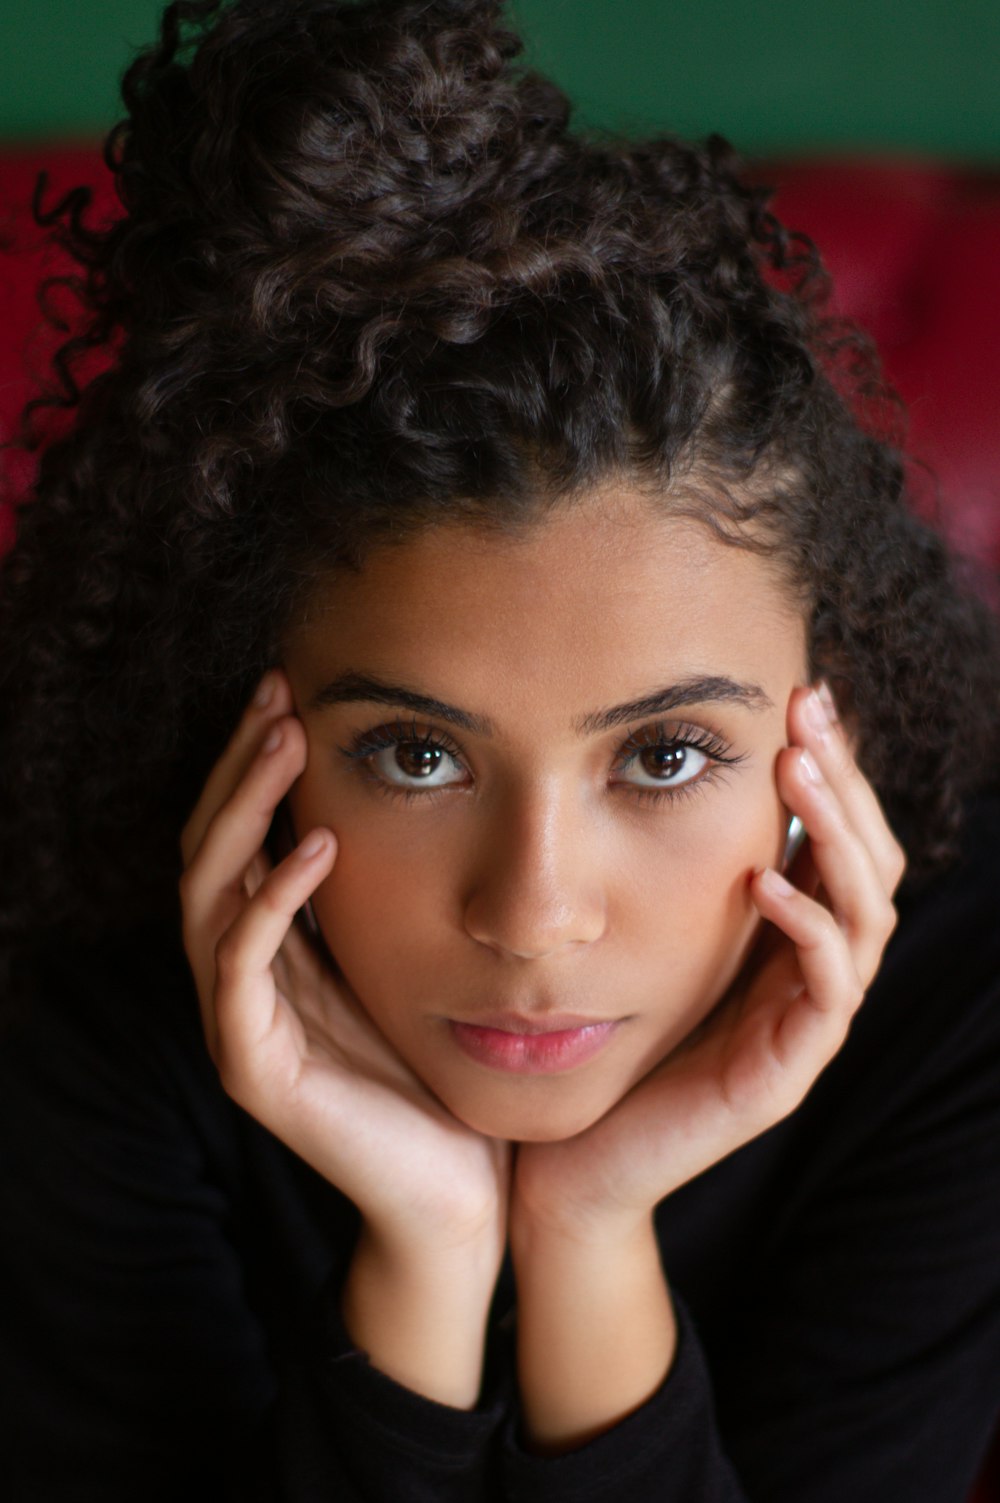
[1, 0, 998, 159]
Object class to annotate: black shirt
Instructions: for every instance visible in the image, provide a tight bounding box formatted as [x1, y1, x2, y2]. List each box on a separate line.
[3, 798, 1000, 1501]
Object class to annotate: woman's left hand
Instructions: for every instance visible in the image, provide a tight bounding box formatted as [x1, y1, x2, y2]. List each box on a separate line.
[513, 683, 907, 1238]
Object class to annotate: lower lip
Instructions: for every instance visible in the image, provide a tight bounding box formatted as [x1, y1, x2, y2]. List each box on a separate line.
[448, 1020, 620, 1074]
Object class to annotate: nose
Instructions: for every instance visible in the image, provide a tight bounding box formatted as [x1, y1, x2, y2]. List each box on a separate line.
[462, 783, 607, 960]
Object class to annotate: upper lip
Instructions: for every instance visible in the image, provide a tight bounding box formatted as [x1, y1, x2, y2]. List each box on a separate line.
[450, 1012, 619, 1035]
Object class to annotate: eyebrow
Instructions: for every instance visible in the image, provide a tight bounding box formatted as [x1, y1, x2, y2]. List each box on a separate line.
[310, 671, 771, 735]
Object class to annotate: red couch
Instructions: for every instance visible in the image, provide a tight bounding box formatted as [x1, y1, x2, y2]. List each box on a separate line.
[761, 157, 1000, 588]
[1, 145, 999, 1498]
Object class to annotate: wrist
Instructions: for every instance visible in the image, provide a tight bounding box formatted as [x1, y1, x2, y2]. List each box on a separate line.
[341, 1219, 501, 1409]
[510, 1203, 660, 1306]
[511, 1210, 676, 1453]
[510, 1180, 651, 1257]
[359, 1212, 505, 1301]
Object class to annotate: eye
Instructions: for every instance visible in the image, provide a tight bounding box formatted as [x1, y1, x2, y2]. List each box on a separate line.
[616, 740, 709, 789]
[339, 720, 470, 795]
[369, 739, 466, 789]
[611, 720, 742, 797]
[616, 736, 709, 787]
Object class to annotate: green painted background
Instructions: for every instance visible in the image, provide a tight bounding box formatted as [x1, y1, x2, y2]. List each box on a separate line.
[1, 0, 998, 159]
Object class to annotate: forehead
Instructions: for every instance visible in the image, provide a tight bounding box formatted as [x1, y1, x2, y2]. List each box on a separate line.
[287, 487, 808, 716]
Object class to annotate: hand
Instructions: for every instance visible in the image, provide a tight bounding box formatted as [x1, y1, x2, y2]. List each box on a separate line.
[179, 670, 510, 1386]
[513, 682, 906, 1238]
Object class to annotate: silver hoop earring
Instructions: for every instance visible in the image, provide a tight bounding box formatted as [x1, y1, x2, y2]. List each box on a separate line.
[782, 814, 806, 872]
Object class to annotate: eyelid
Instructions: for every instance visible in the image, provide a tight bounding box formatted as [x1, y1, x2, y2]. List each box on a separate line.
[340, 717, 466, 762]
[612, 718, 744, 768]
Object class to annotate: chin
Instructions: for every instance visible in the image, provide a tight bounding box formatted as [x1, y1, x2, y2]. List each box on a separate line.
[445, 1087, 615, 1143]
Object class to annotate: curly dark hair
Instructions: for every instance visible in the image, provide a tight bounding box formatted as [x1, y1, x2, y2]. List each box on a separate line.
[1, 0, 998, 966]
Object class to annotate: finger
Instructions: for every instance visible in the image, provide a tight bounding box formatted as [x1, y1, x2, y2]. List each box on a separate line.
[777, 745, 898, 986]
[181, 716, 308, 953]
[793, 684, 904, 887]
[212, 830, 337, 1075]
[179, 717, 308, 1052]
[750, 866, 865, 1063]
[180, 669, 294, 865]
[788, 685, 906, 895]
[749, 834, 820, 972]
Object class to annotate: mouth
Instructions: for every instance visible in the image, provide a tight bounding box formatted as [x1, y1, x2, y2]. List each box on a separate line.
[447, 1014, 623, 1074]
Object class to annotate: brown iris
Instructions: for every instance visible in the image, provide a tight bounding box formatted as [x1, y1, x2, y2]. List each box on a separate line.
[395, 743, 445, 778]
[639, 744, 687, 779]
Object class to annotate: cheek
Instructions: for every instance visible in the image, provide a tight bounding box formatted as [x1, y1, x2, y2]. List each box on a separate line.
[321, 840, 443, 934]
[619, 781, 785, 992]
[294, 788, 458, 994]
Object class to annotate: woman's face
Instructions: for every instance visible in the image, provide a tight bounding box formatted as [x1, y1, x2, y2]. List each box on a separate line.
[283, 486, 809, 1141]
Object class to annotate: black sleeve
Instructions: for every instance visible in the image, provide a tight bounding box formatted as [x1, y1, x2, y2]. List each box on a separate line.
[276, 1294, 509, 1502]
[498, 1292, 746, 1502]
[0, 951, 507, 1503]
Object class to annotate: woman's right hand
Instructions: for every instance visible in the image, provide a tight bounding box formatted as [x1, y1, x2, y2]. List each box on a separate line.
[179, 669, 509, 1405]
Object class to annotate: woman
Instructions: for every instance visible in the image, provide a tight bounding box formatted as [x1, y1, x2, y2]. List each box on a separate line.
[1, 1, 999, 1498]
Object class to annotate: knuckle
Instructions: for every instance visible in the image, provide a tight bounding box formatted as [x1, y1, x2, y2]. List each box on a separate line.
[812, 904, 841, 947]
[253, 877, 288, 923]
[844, 974, 866, 1015]
[257, 873, 284, 910]
[213, 928, 244, 980]
[767, 1073, 808, 1122]
[867, 891, 898, 944]
[888, 839, 907, 888]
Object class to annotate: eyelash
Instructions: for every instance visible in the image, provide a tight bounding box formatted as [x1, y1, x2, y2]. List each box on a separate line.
[338, 717, 746, 806]
[613, 721, 746, 805]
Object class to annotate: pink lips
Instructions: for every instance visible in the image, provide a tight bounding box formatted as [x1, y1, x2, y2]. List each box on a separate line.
[449, 1015, 620, 1074]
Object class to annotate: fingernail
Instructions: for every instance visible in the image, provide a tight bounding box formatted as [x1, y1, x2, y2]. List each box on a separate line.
[262, 724, 283, 754]
[804, 690, 829, 741]
[298, 830, 328, 860]
[757, 866, 794, 898]
[254, 671, 277, 709]
[800, 748, 823, 784]
[817, 680, 839, 725]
